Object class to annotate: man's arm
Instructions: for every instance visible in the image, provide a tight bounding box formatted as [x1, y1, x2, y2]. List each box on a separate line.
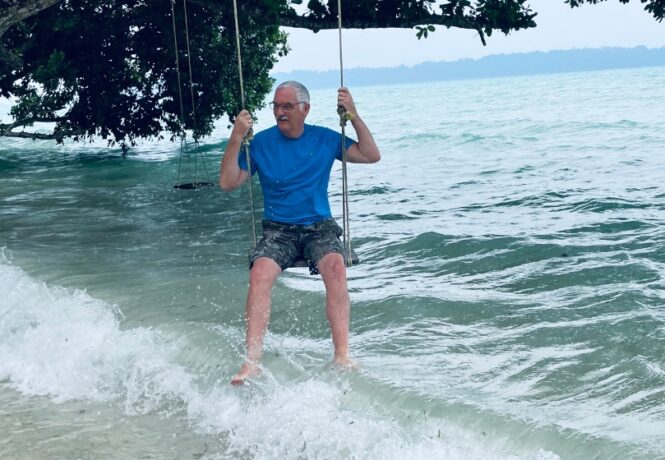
[219, 110, 253, 191]
[337, 87, 381, 164]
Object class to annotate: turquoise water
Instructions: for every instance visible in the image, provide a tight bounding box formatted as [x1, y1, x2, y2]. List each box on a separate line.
[1, 66, 665, 459]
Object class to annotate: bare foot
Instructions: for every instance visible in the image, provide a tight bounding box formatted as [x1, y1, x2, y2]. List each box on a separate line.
[231, 362, 261, 386]
[333, 356, 358, 370]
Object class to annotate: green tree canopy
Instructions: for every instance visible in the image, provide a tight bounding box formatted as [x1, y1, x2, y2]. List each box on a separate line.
[1, 0, 286, 145]
[0, 0, 663, 146]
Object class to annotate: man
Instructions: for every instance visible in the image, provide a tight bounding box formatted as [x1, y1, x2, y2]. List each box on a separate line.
[220, 81, 380, 385]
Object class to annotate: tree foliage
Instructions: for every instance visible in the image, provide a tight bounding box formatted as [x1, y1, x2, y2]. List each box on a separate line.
[566, 0, 664, 22]
[0, 0, 663, 145]
[0, 0, 286, 145]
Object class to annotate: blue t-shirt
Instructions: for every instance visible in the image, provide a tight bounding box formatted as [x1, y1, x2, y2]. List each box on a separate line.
[238, 124, 355, 225]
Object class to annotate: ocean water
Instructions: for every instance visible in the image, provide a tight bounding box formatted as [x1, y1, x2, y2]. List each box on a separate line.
[1, 66, 665, 459]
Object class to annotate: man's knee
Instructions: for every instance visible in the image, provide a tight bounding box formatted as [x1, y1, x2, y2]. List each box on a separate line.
[249, 257, 282, 287]
[318, 253, 347, 281]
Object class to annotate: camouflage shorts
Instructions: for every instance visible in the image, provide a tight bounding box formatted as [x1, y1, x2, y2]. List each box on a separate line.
[249, 218, 344, 273]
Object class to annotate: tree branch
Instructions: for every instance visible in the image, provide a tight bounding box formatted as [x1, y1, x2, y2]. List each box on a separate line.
[0, 130, 56, 139]
[189, 1, 533, 46]
[278, 12, 480, 32]
[0, 0, 63, 34]
[0, 116, 63, 131]
[0, 0, 64, 68]
[0, 116, 65, 140]
[278, 13, 490, 45]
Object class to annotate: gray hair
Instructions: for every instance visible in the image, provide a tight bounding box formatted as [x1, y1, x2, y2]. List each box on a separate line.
[275, 80, 310, 104]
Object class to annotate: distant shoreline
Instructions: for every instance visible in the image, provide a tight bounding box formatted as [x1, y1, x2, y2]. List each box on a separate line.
[271, 46, 665, 89]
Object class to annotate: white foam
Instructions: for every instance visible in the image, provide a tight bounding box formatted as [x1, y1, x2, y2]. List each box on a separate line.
[0, 260, 558, 459]
[0, 260, 194, 413]
[188, 378, 558, 460]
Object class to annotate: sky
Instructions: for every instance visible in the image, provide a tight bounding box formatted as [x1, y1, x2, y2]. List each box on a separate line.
[272, 0, 665, 73]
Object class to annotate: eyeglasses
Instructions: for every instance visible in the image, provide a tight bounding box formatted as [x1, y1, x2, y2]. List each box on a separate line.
[269, 101, 305, 111]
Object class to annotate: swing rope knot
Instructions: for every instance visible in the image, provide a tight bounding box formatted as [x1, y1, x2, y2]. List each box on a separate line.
[242, 127, 254, 145]
[337, 106, 354, 126]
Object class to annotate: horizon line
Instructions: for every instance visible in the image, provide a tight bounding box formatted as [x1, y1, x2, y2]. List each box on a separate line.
[272, 44, 665, 76]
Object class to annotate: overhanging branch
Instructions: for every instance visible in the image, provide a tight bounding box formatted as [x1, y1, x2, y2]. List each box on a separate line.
[279, 13, 489, 45]
[1, 116, 63, 129]
[279, 13, 480, 32]
[188, 1, 535, 47]
[0, 116, 64, 140]
[0, 130, 56, 139]
[0, 0, 63, 34]
[0, 0, 64, 68]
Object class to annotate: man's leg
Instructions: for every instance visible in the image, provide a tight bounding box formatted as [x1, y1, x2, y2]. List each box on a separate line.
[231, 256, 282, 385]
[316, 252, 354, 367]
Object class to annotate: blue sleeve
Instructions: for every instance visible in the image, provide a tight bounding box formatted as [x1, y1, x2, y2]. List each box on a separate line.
[333, 130, 356, 162]
[237, 143, 257, 175]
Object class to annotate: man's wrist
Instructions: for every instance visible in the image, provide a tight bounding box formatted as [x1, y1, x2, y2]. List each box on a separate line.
[230, 132, 245, 143]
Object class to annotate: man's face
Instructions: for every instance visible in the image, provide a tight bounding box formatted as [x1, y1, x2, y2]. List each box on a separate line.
[272, 87, 309, 138]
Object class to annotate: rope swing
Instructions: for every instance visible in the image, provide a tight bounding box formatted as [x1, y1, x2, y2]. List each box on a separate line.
[171, 0, 214, 190]
[233, 0, 358, 272]
[232, 0, 258, 247]
[336, 0, 355, 268]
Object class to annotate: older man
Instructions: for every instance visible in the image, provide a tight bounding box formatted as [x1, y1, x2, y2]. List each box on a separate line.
[220, 81, 380, 385]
